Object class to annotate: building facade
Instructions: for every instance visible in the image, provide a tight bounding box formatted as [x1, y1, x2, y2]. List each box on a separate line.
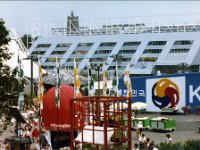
[28, 13, 200, 77]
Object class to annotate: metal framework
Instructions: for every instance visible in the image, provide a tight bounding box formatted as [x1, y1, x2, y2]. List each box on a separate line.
[27, 14, 200, 39]
[70, 96, 132, 150]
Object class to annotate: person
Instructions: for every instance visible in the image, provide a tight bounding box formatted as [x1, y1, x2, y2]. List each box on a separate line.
[5, 142, 10, 150]
[173, 105, 179, 115]
[148, 140, 158, 150]
[139, 133, 146, 148]
[166, 134, 172, 144]
[32, 127, 40, 141]
[133, 143, 139, 150]
[35, 139, 40, 150]
[144, 137, 150, 148]
[44, 130, 52, 149]
[132, 111, 136, 118]
[136, 120, 143, 138]
[40, 131, 47, 148]
[29, 140, 36, 150]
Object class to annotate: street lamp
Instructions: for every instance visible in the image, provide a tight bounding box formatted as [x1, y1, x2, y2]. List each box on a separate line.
[109, 54, 121, 96]
[93, 63, 102, 96]
[23, 56, 38, 98]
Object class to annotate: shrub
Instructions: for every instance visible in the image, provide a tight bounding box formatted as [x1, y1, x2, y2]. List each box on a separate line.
[181, 106, 191, 110]
[158, 142, 183, 150]
[184, 140, 200, 150]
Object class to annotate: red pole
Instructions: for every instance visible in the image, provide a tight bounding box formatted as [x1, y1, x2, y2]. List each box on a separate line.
[128, 97, 132, 149]
[104, 100, 108, 149]
[70, 98, 75, 150]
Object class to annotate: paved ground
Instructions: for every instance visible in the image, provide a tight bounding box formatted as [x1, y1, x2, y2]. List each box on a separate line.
[132, 112, 200, 145]
[1, 113, 200, 149]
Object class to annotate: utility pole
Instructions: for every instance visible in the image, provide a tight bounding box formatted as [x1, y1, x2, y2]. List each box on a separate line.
[23, 56, 34, 98]
[30, 56, 33, 98]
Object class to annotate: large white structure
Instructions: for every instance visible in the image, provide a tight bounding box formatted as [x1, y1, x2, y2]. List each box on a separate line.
[28, 13, 200, 77]
[6, 29, 43, 79]
[6, 29, 45, 95]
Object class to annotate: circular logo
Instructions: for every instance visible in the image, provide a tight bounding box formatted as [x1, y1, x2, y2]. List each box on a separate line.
[152, 79, 179, 109]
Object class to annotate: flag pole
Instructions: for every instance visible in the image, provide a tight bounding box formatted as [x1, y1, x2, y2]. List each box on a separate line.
[18, 51, 24, 111]
[87, 63, 90, 96]
[116, 60, 119, 97]
[56, 58, 58, 131]
[73, 58, 76, 98]
[102, 61, 107, 96]
[74, 58, 81, 98]
[38, 57, 42, 150]
[55, 57, 61, 131]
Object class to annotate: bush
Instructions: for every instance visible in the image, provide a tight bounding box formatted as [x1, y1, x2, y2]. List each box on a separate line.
[81, 140, 200, 150]
[181, 106, 191, 110]
[157, 140, 200, 150]
[158, 142, 183, 150]
[184, 140, 200, 150]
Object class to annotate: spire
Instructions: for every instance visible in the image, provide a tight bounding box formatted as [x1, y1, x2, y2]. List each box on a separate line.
[71, 11, 74, 17]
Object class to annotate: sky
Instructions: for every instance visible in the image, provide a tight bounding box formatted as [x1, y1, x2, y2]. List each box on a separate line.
[1, 1, 200, 36]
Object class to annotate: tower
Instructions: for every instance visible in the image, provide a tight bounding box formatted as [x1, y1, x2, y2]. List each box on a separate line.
[67, 11, 79, 34]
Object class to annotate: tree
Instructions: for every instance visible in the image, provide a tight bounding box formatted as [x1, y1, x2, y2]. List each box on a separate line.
[21, 34, 32, 49]
[0, 18, 18, 115]
[21, 34, 38, 49]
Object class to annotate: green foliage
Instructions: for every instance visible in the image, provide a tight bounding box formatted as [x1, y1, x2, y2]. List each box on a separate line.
[83, 88, 88, 96]
[82, 144, 96, 150]
[21, 34, 36, 49]
[184, 140, 200, 150]
[158, 142, 183, 150]
[0, 18, 18, 113]
[156, 140, 200, 150]
[24, 94, 32, 105]
[76, 140, 200, 150]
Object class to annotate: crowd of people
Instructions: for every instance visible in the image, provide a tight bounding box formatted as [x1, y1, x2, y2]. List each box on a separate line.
[0, 102, 174, 150]
[1, 104, 52, 150]
[133, 121, 173, 150]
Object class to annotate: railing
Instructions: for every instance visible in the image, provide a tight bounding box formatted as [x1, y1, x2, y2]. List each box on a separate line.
[27, 14, 200, 38]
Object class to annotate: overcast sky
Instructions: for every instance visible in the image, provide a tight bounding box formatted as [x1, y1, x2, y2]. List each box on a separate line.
[1, 1, 200, 36]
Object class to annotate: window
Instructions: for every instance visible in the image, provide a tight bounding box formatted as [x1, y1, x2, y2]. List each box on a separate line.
[143, 49, 162, 54]
[77, 43, 93, 47]
[118, 66, 126, 70]
[56, 43, 71, 48]
[36, 44, 51, 48]
[169, 48, 190, 53]
[147, 41, 167, 46]
[108, 66, 116, 70]
[123, 41, 141, 46]
[89, 58, 105, 62]
[173, 40, 193, 45]
[31, 51, 46, 55]
[118, 58, 131, 62]
[43, 66, 55, 70]
[118, 49, 136, 54]
[94, 50, 112, 54]
[67, 58, 83, 62]
[72, 50, 88, 55]
[51, 51, 66, 55]
[139, 57, 157, 62]
[46, 58, 61, 62]
[99, 42, 116, 47]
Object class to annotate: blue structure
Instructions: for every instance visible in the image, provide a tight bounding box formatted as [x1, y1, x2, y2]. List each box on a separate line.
[119, 73, 200, 112]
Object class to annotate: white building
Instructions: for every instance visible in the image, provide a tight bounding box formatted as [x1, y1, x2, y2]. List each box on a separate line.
[27, 13, 200, 77]
[6, 29, 45, 95]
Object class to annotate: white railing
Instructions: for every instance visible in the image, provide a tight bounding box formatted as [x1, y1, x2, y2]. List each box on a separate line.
[27, 14, 200, 37]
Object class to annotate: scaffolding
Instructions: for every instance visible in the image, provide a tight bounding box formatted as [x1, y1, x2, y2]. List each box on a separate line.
[70, 96, 132, 150]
